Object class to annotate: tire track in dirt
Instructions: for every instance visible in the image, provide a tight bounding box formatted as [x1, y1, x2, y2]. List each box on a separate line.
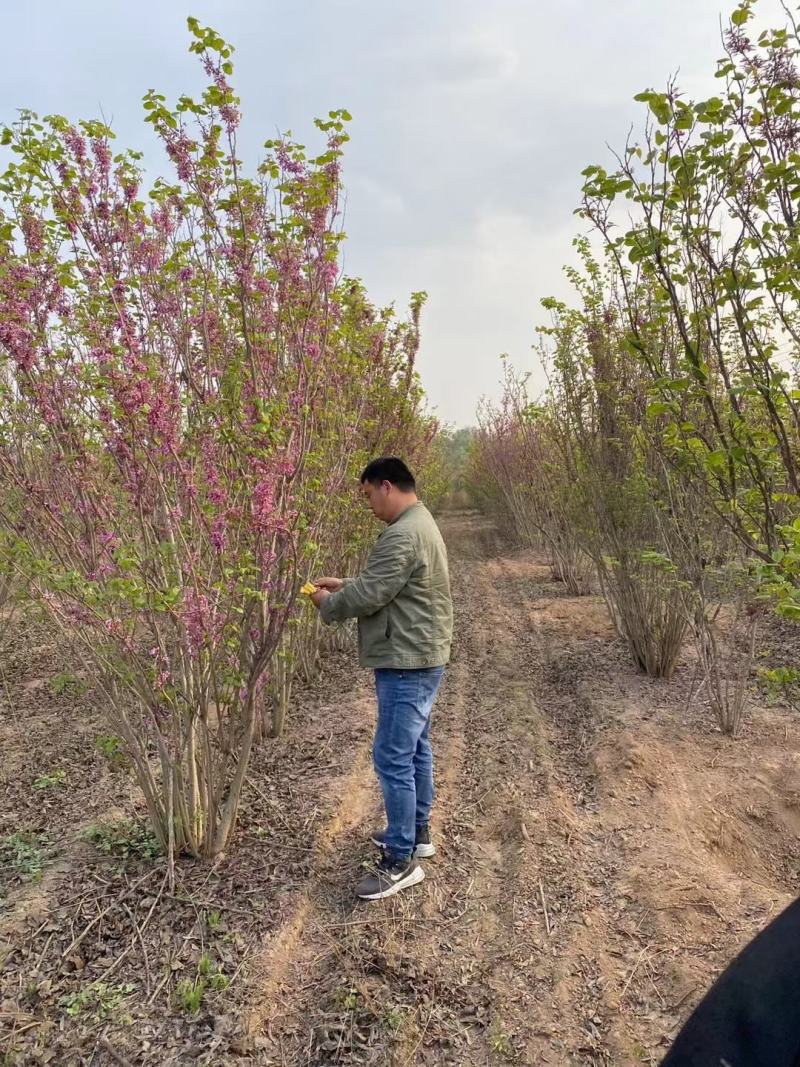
[431, 523, 559, 1064]
[433, 526, 645, 1064]
[489, 552, 652, 1064]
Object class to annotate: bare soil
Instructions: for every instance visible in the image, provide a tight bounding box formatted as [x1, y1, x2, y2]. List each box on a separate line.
[2, 509, 799, 1065]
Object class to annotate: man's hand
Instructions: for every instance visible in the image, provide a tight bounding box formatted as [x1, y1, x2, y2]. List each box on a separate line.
[310, 588, 330, 609]
[314, 576, 344, 592]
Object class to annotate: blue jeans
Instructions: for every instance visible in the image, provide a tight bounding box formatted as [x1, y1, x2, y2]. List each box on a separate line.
[373, 666, 445, 860]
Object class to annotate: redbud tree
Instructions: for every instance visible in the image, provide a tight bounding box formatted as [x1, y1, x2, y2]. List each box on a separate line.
[0, 20, 431, 859]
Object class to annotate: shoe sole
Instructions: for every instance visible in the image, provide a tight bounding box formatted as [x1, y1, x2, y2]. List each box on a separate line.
[357, 865, 426, 901]
[370, 837, 436, 859]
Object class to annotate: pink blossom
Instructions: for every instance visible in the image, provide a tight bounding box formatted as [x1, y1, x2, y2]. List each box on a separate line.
[320, 259, 338, 288]
[276, 144, 304, 177]
[20, 214, 45, 254]
[165, 133, 194, 183]
[0, 321, 36, 373]
[210, 515, 228, 552]
[63, 127, 87, 162]
[219, 104, 240, 132]
[91, 138, 112, 178]
[152, 206, 175, 236]
[252, 492, 275, 532]
[180, 589, 222, 652]
[97, 527, 119, 553]
[64, 602, 98, 627]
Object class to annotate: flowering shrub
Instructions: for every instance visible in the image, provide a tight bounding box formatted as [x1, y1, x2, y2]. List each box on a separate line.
[0, 21, 438, 857]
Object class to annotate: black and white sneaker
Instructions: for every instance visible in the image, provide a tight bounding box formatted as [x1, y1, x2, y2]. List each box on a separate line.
[356, 853, 425, 900]
[370, 824, 436, 859]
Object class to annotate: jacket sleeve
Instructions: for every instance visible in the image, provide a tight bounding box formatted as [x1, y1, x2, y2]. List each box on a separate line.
[320, 531, 416, 623]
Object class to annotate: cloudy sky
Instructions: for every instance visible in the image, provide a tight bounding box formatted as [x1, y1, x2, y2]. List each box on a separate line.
[0, 1, 787, 425]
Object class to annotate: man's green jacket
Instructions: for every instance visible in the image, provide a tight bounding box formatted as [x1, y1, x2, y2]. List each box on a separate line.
[320, 502, 453, 669]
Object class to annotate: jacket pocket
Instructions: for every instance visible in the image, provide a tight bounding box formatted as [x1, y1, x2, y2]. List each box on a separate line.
[385, 605, 393, 640]
[359, 606, 390, 661]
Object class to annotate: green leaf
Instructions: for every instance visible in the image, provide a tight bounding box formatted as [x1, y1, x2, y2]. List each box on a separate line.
[647, 94, 672, 125]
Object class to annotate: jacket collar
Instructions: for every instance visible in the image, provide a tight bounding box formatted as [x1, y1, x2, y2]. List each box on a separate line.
[389, 500, 422, 526]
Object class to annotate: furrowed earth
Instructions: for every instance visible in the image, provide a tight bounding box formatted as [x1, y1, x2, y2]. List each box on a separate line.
[2, 509, 799, 1065]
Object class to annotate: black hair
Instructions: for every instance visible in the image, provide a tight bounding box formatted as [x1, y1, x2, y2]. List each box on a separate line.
[359, 456, 416, 492]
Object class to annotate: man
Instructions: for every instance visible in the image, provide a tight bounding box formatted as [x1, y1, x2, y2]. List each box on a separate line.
[310, 456, 453, 901]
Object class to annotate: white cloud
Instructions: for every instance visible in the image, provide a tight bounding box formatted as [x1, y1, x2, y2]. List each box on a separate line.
[429, 35, 520, 88]
[346, 173, 405, 215]
[364, 210, 579, 425]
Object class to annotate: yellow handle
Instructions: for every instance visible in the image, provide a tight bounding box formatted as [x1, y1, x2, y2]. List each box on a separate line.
[300, 581, 317, 596]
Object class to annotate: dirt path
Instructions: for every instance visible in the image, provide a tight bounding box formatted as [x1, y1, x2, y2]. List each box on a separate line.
[5, 509, 800, 1065]
[241, 509, 800, 1066]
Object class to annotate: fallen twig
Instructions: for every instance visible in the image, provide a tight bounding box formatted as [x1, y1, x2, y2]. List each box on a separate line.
[401, 1004, 436, 1066]
[321, 902, 469, 932]
[97, 1037, 134, 1067]
[166, 893, 255, 917]
[122, 901, 152, 995]
[669, 985, 698, 1012]
[146, 967, 172, 1008]
[538, 879, 552, 936]
[619, 944, 650, 1002]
